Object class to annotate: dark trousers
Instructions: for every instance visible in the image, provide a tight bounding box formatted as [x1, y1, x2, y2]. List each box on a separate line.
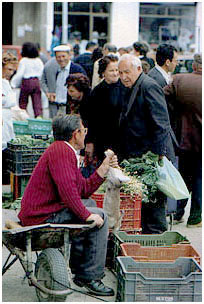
[19, 78, 42, 117]
[141, 194, 167, 234]
[46, 199, 108, 280]
[175, 151, 202, 224]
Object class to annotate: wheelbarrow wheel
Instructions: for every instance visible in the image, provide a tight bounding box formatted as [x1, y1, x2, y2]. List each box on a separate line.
[35, 248, 71, 302]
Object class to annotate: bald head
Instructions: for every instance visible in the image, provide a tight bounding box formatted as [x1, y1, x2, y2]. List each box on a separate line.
[118, 54, 143, 88]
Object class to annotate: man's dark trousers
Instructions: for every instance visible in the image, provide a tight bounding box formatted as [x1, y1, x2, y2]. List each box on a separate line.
[46, 198, 108, 280]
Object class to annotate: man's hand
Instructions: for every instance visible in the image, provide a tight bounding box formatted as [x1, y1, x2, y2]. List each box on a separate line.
[96, 152, 118, 178]
[46, 93, 56, 102]
[86, 214, 104, 228]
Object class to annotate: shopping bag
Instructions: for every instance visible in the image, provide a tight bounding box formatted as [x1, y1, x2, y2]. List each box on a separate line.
[156, 156, 190, 200]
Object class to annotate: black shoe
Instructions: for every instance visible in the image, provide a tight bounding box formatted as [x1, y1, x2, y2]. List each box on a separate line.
[73, 277, 115, 296]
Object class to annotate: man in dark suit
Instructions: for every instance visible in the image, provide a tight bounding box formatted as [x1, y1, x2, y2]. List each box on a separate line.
[74, 41, 97, 81]
[41, 45, 86, 118]
[148, 44, 178, 88]
[148, 43, 178, 217]
[164, 53, 202, 228]
[118, 54, 176, 234]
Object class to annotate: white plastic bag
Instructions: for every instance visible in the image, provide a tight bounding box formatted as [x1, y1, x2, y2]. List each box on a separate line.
[156, 156, 190, 200]
[107, 167, 130, 183]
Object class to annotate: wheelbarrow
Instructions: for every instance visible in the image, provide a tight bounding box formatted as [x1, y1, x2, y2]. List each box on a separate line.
[2, 218, 96, 302]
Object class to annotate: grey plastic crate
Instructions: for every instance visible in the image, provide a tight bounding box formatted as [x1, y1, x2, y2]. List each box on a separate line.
[116, 257, 202, 302]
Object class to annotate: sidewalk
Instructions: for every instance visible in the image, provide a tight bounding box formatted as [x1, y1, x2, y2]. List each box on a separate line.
[2, 189, 202, 302]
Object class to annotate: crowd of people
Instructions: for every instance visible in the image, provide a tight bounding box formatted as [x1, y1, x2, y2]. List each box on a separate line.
[2, 39, 202, 296]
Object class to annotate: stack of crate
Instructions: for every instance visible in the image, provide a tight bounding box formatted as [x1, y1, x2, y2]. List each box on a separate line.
[13, 119, 52, 136]
[6, 139, 49, 200]
[113, 230, 202, 302]
[91, 192, 142, 268]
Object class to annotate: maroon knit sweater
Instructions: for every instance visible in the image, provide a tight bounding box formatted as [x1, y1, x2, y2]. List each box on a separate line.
[18, 141, 104, 226]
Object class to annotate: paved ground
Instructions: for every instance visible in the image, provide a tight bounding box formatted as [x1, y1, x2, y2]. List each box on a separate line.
[2, 186, 202, 302]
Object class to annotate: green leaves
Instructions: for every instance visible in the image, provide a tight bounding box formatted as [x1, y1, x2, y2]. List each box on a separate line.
[121, 151, 159, 203]
[2, 197, 22, 210]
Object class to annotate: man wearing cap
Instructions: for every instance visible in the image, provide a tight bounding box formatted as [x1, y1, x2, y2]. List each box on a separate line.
[41, 45, 86, 118]
[164, 53, 202, 228]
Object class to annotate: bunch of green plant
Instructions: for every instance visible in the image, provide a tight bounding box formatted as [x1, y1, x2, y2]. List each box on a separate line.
[121, 151, 163, 203]
[2, 197, 22, 210]
[121, 172, 143, 197]
[10, 135, 52, 148]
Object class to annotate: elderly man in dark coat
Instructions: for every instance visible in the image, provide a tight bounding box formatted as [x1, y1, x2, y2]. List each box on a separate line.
[118, 54, 176, 234]
[164, 53, 202, 228]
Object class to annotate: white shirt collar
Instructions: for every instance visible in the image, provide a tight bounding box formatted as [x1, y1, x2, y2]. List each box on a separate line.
[64, 141, 80, 168]
[155, 64, 172, 85]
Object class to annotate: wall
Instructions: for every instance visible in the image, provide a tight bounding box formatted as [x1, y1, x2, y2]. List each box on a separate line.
[110, 2, 139, 48]
[12, 2, 51, 50]
[195, 2, 202, 52]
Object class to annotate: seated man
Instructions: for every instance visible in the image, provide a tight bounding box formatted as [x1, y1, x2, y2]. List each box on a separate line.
[18, 113, 116, 296]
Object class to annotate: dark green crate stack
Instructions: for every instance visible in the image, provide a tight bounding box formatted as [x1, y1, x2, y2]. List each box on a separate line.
[6, 138, 50, 199]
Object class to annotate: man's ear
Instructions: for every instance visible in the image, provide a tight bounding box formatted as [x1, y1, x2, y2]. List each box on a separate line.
[72, 129, 78, 142]
[166, 59, 170, 67]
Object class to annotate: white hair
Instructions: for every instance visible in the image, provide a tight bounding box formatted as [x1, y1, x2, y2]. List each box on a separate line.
[119, 54, 142, 69]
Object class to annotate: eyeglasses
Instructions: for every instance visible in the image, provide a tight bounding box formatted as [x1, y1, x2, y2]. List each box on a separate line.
[78, 128, 88, 135]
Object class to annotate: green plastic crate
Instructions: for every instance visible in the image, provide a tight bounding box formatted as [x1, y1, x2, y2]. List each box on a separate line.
[20, 176, 30, 195]
[13, 121, 31, 135]
[28, 118, 52, 135]
[116, 257, 202, 302]
[112, 231, 189, 272]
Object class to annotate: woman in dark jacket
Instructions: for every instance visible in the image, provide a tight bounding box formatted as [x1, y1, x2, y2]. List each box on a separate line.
[66, 73, 92, 127]
[89, 54, 125, 161]
[66, 73, 100, 177]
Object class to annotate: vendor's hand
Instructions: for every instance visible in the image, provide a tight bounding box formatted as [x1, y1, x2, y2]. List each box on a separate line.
[109, 155, 118, 168]
[86, 214, 104, 228]
[96, 153, 118, 178]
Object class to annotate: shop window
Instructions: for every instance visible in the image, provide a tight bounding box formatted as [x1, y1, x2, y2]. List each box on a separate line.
[54, 3, 62, 12]
[68, 3, 90, 12]
[139, 3, 196, 52]
[54, 2, 110, 45]
[69, 15, 89, 40]
[92, 3, 110, 13]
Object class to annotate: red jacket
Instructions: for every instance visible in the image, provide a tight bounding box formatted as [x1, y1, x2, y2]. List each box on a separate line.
[18, 141, 104, 226]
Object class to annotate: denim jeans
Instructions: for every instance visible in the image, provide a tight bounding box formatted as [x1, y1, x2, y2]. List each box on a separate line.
[46, 198, 108, 280]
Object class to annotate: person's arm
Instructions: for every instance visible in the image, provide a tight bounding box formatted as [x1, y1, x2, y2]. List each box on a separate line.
[10, 59, 25, 88]
[41, 67, 49, 94]
[163, 77, 177, 113]
[145, 81, 172, 156]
